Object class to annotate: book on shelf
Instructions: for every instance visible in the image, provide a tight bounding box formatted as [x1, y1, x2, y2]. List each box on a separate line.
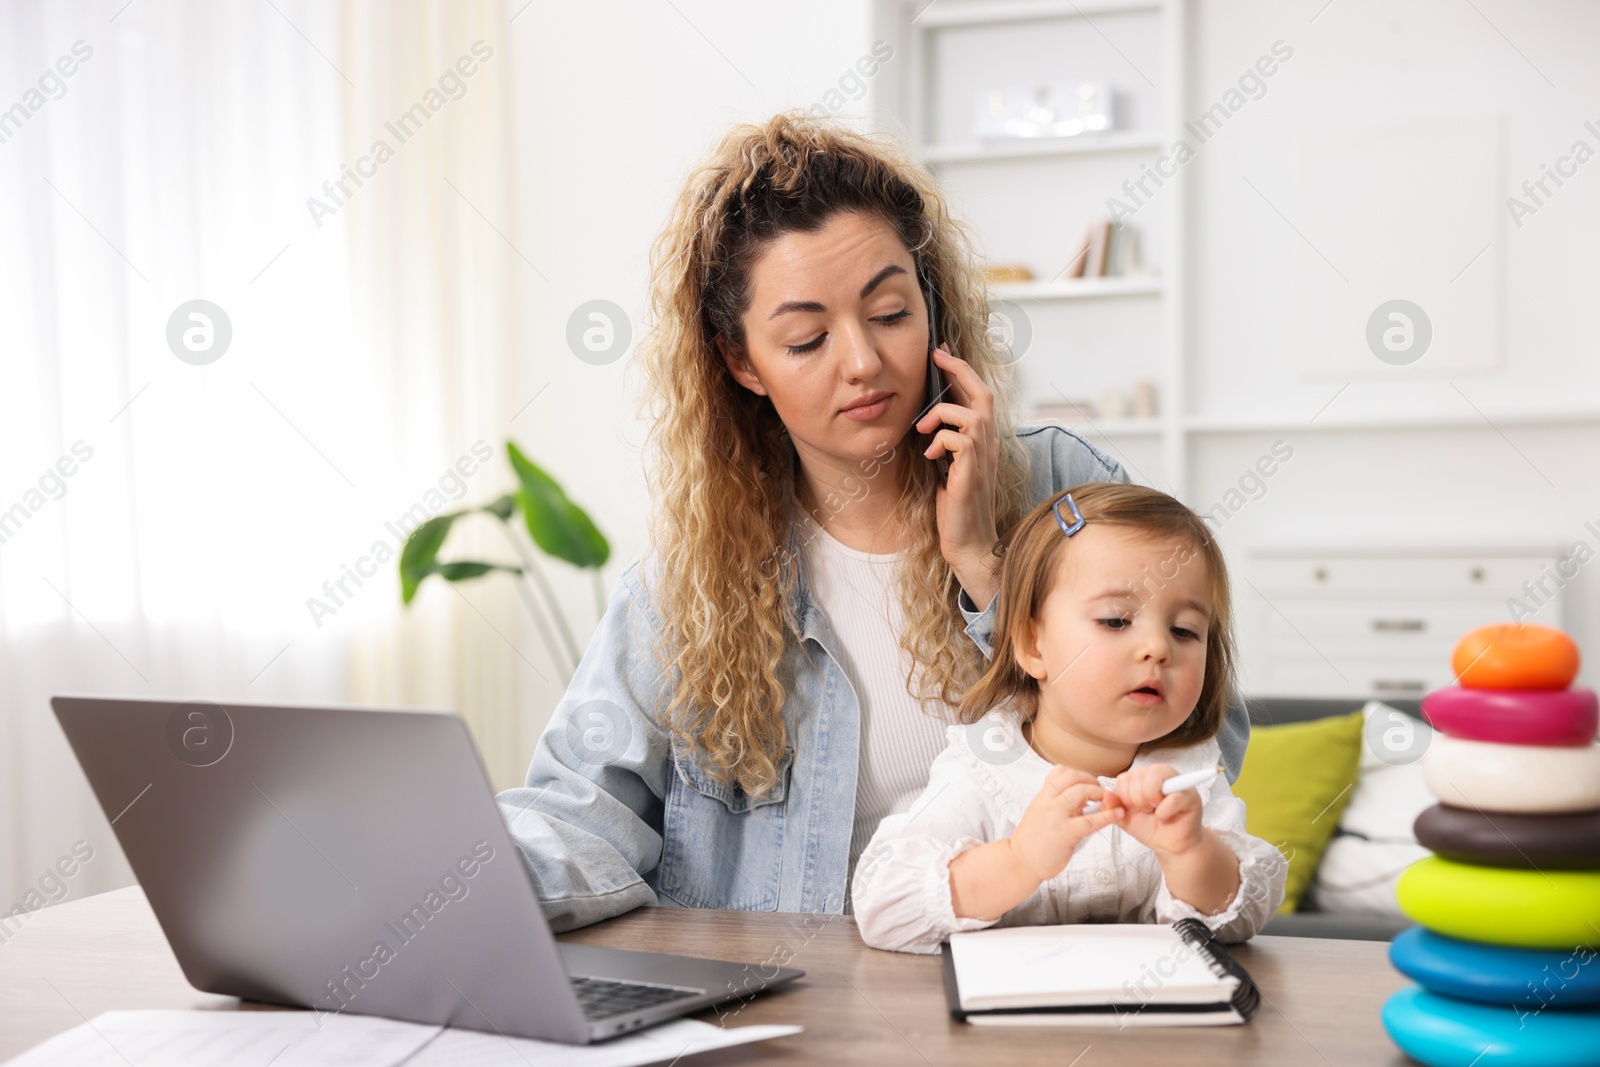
[941, 921, 1262, 1028]
[1085, 220, 1112, 277]
[1106, 224, 1139, 276]
[1066, 218, 1141, 280]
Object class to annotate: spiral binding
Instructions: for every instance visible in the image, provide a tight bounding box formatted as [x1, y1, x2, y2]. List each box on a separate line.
[1173, 918, 1261, 1021]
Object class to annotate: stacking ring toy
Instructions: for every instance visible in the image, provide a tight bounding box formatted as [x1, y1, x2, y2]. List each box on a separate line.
[1423, 734, 1600, 814]
[1396, 856, 1600, 949]
[1452, 622, 1580, 691]
[1422, 687, 1597, 747]
[1414, 804, 1600, 870]
[1383, 985, 1600, 1067]
[1389, 927, 1600, 1006]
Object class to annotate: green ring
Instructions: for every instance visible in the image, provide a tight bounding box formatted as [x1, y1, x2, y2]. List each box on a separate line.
[1398, 856, 1600, 949]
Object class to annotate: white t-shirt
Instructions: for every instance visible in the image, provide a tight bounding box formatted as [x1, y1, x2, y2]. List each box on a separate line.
[795, 511, 954, 895]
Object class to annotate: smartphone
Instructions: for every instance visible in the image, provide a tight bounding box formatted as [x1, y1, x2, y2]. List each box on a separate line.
[921, 269, 953, 479]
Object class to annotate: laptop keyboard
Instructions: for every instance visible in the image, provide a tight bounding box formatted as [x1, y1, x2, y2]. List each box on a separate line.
[569, 975, 705, 1020]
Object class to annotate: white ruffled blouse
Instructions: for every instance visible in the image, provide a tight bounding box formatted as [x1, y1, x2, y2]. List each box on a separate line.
[850, 708, 1290, 955]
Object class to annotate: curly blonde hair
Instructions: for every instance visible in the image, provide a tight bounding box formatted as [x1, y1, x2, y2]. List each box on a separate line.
[635, 110, 1033, 796]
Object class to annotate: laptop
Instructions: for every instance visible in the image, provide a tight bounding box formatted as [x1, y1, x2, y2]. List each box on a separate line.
[51, 695, 803, 1043]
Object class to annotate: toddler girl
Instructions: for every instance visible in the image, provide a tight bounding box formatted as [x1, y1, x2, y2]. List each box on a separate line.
[852, 483, 1287, 953]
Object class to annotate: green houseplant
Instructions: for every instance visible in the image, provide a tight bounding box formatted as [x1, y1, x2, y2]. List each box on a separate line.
[398, 441, 609, 679]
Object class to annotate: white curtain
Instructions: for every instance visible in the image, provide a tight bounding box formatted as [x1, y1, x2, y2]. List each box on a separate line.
[0, 0, 543, 909]
[335, 0, 542, 796]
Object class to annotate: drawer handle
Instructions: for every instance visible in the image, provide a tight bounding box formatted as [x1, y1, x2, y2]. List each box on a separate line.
[1373, 679, 1428, 693]
[1371, 619, 1426, 632]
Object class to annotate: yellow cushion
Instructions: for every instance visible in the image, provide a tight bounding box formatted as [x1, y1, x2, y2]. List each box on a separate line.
[1232, 709, 1365, 914]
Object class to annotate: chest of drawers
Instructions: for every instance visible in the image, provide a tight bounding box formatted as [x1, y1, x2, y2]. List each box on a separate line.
[1241, 547, 1567, 698]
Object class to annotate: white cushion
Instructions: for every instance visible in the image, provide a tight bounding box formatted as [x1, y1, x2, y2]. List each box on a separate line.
[1312, 700, 1434, 918]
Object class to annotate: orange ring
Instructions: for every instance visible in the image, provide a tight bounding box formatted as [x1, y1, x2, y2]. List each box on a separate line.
[1452, 623, 1580, 691]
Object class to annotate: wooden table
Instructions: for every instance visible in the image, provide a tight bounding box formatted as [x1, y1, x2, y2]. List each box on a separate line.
[0, 887, 1417, 1065]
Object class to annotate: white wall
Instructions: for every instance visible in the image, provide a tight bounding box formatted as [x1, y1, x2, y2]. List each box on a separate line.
[1190, 0, 1600, 417]
[1187, 0, 1600, 692]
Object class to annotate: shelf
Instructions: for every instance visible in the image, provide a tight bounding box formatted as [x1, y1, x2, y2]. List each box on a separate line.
[991, 276, 1162, 301]
[1028, 415, 1164, 436]
[1182, 409, 1600, 435]
[917, 130, 1167, 165]
[916, 0, 1162, 29]
[1023, 407, 1600, 439]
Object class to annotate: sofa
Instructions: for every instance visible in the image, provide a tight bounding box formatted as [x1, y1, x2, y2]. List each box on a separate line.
[1246, 695, 1424, 942]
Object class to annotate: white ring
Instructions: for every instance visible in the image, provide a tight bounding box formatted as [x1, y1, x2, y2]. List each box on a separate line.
[1423, 734, 1600, 814]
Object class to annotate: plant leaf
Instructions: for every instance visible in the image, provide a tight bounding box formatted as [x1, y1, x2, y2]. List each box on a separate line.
[399, 512, 462, 604]
[505, 442, 610, 569]
[482, 493, 517, 522]
[434, 561, 514, 582]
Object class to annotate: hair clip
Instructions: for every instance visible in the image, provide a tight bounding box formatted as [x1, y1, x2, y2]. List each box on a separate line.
[1053, 492, 1086, 537]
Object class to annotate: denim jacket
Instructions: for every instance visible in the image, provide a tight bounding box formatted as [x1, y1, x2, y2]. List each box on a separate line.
[495, 424, 1251, 932]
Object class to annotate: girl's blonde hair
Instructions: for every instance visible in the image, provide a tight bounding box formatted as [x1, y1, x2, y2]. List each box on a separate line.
[957, 483, 1238, 752]
[635, 110, 1032, 796]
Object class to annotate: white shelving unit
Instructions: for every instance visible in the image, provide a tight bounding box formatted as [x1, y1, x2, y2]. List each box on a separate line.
[875, 0, 1191, 488]
[873, 0, 1600, 503]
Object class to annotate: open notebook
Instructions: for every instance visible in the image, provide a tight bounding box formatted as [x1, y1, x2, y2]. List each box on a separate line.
[940, 920, 1261, 1027]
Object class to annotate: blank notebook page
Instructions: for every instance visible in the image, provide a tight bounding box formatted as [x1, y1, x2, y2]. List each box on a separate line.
[948, 925, 1236, 1010]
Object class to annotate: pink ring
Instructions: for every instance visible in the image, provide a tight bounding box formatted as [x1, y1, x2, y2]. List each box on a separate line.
[1422, 686, 1598, 747]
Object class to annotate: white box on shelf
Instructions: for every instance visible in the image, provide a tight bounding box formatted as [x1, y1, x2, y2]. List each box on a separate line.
[973, 81, 1115, 140]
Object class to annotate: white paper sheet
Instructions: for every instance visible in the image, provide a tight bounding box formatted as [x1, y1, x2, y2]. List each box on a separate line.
[1, 1009, 441, 1067]
[3, 1012, 802, 1067]
[403, 1019, 803, 1066]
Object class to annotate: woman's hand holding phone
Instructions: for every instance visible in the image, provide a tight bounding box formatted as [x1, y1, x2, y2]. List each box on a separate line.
[917, 344, 1002, 608]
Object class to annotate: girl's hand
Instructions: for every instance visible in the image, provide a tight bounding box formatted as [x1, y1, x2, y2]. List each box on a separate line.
[916, 347, 1001, 600]
[1009, 765, 1124, 882]
[1098, 763, 1206, 857]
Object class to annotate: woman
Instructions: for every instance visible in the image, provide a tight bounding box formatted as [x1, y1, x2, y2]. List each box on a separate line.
[497, 111, 1250, 932]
